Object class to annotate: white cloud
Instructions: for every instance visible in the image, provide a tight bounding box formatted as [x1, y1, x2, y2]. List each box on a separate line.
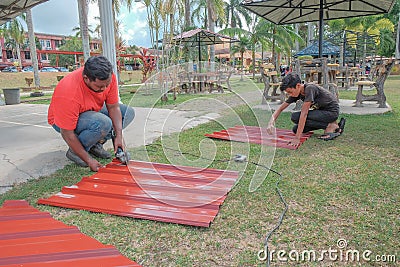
[88, 3, 100, 30]
[32, 0, 79, 35]
[118, 7, 151, 47]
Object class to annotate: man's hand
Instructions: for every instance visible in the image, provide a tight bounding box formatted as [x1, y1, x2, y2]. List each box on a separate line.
[266, 121, 275, 135]
[112, 134, 124, 153]
[87, 157, 104, 172]
[288, 137, 301, 147]
[266, 126, 274, 135]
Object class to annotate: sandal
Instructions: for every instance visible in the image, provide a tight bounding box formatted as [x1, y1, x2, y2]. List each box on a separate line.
[318, 132, 341, 141]
[335, 118, 346, 134]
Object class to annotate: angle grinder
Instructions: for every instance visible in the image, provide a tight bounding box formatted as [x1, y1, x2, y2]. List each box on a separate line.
[115, 146, 130, 165]
[111, 130, 130, 165]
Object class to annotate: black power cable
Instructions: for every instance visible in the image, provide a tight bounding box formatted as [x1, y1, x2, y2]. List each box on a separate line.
[142, 144, 288, 266]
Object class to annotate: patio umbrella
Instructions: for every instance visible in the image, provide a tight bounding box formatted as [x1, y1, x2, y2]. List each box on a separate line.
[172, 28, 238, 67]
[241, 0, 396, 58]
[0, 0, 48, 25]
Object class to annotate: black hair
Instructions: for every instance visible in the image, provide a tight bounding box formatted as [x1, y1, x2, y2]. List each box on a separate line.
[83, 56, 113, 81]
[280, 72, 301, 91]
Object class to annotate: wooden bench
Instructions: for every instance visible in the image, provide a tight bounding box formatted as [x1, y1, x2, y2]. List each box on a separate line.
[354, 60, 394, 108]
[335, 76, 352, 89]
[215, 70, 233, 92]
[260, 69, 284, 103]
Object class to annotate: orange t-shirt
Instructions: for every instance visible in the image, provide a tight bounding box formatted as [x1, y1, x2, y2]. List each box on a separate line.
[48, 67, 119, 130]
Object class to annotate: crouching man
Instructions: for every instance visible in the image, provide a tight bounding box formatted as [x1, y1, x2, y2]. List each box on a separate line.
[48, 56, 135, 171]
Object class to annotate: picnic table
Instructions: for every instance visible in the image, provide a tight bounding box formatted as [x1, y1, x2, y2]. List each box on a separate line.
[177, 70, 233, 93]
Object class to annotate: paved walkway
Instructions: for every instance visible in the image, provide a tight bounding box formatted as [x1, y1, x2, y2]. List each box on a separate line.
[0, 96, 391, 194]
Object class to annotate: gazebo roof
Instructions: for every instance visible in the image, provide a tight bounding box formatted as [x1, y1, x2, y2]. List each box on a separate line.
[172, 28, 237, 46]
[295, 41, 340, 57]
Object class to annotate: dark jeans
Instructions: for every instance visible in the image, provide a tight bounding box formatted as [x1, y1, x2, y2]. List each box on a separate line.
[52, 104, 135, 151]
[291, 109, 338, 133]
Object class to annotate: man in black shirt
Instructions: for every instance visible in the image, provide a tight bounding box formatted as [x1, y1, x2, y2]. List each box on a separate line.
[266, 73, 345, 146]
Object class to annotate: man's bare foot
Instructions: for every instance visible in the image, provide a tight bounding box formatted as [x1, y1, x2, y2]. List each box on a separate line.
[324, 121, 339, 134]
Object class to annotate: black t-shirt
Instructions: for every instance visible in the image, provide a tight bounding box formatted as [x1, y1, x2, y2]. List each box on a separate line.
[285, 83, 339, 113]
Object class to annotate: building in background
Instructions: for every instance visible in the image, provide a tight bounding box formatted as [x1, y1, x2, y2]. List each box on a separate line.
[0, 32, 101, 69]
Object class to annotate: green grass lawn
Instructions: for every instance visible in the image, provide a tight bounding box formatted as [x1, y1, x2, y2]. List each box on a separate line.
[0, 75, 399, 266]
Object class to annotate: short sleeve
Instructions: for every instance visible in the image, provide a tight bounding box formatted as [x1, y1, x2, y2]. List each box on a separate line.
[105, 74, 119, 105]
[304, 85, 317, 103]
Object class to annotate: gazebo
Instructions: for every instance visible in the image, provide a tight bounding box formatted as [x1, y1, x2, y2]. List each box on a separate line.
[295, 41, 341, 58]
[171, 28, 238, 63]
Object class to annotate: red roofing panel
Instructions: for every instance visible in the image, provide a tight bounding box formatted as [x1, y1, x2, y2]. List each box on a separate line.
[0, 200, 140, 267]
[205, 126, 313, 150]
[38, 160, 239, 227]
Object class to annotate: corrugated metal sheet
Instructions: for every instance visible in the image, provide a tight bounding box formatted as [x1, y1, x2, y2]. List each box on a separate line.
[0, 200, 140, 267]
[205, 126, 313, 150]
[38, 160, 239, 227]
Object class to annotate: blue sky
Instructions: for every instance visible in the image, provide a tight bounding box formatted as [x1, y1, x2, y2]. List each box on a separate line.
[30, 0, 152, 48]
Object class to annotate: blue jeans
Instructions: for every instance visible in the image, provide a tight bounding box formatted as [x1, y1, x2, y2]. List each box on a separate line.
[52, 104, 135, 151]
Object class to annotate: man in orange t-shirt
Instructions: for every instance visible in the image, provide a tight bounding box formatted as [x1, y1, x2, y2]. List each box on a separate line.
[48, 56, 135, 171]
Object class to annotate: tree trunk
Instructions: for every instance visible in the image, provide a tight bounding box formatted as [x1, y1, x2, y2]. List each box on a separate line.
[207, 1, 215, 64]
[396, 13, 400, 59]
[272, 27, 277, 69]
[240, 52, 244, 81]
[184, 0, 190, 30]
[15, 44, 22, 69]
[77, 0, 90, 62]
[307, 23, 313, 46]
[26, 9, 40, 87]
[252, 44, 256, 80]
[295, 24, 299, 52]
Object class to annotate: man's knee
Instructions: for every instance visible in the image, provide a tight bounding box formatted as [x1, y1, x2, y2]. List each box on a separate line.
[86, 113, 112, 135]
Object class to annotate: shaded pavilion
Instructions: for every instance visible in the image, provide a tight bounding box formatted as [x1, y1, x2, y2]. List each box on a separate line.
[171, 28, 238, 65]
[295, 41, 341, 57]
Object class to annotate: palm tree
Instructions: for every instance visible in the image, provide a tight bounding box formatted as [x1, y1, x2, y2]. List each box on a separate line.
[231, 36, 251, 80]
[207, 0, 225, 62]
[378, 28, 396, 57]
[184, 0, 190, 29]
[192, 0, 208, 28]
[72, 25, 95, 38]
[223, 0, 252, 29]
[75, 0, 136, 63]
[25, 9, 41, 87]
[221, 17, 302, 78]
[141, 0, 162, 50]
[0, 16, 26, 70]
[190, 0, 225, 61]
[337, 16, 395, 59]
[77, 0, 91, 61]
[385, 0, 400, 59]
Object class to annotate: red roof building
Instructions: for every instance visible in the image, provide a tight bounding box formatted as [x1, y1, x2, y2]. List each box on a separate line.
[0, 32, 101, 68]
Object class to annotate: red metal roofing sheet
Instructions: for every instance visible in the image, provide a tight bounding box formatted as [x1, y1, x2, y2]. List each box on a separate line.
[0, 200, 140, 267]
[205, 126, 313, 150]
[38, 160, 239, 227]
